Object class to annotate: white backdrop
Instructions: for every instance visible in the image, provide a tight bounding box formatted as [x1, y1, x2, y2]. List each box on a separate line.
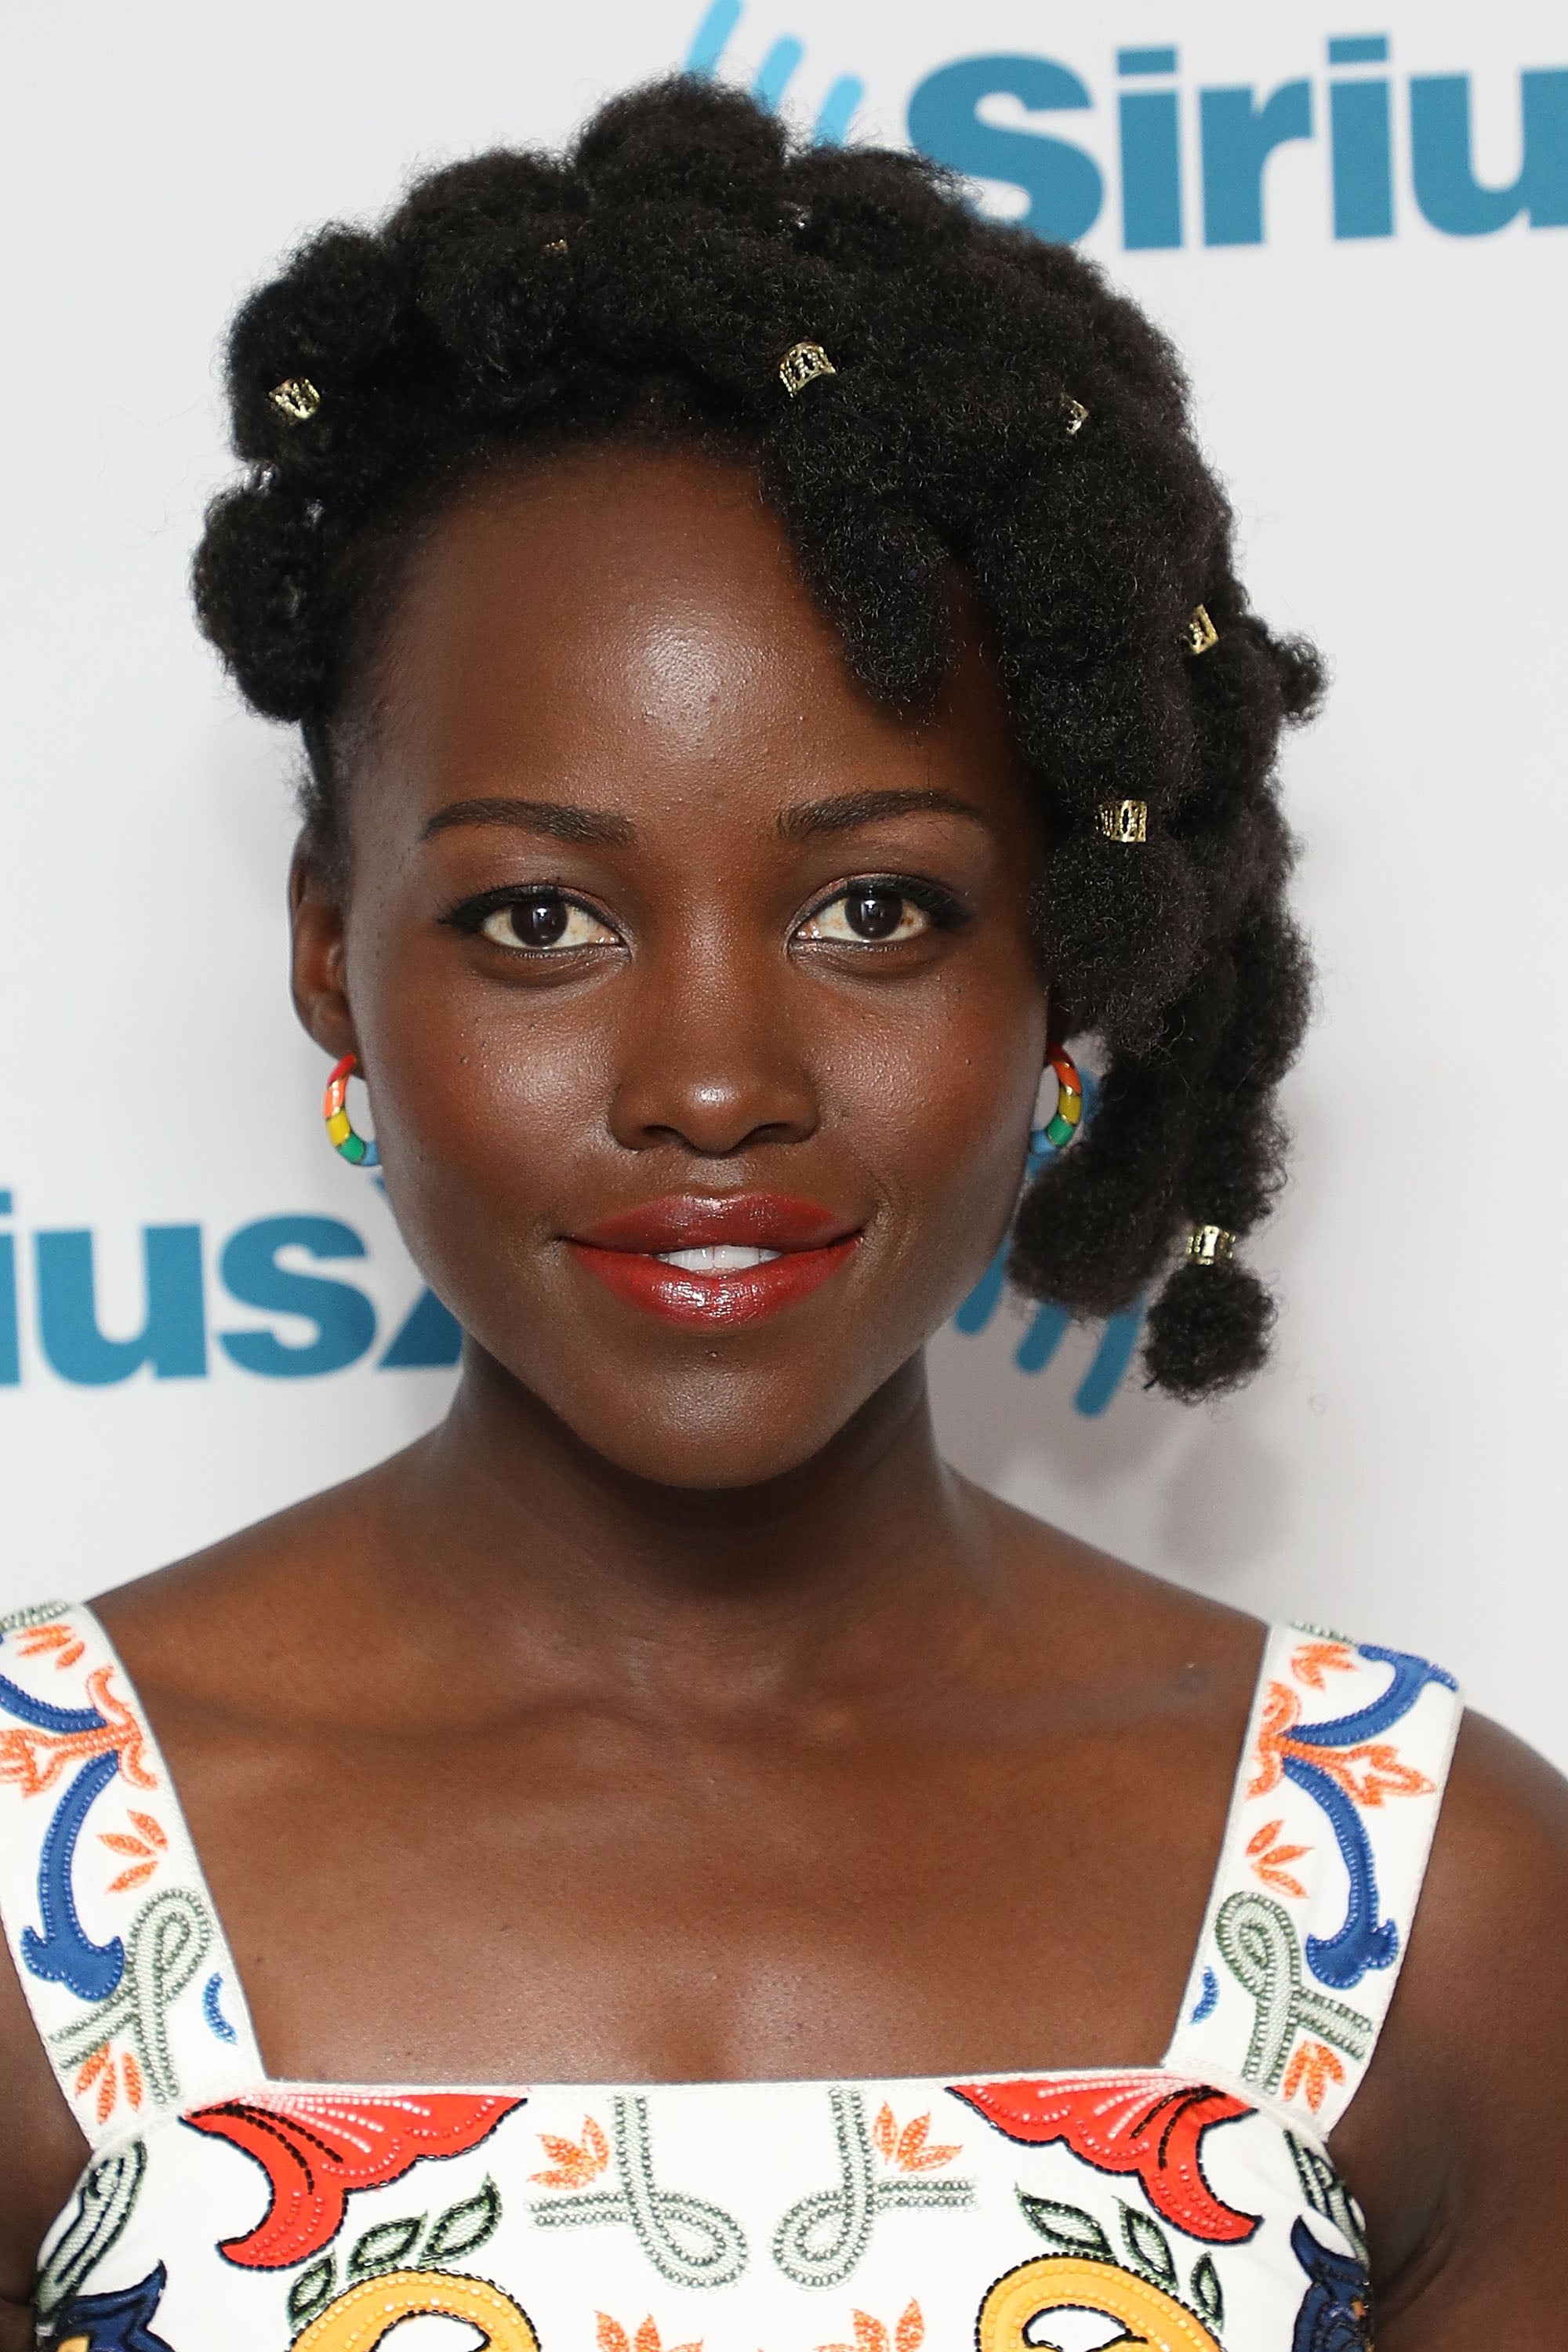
[3, 2, 1564, 1762]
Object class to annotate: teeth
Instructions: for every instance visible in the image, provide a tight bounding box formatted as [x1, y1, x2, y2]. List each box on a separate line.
[655, 1244, 784, 1272]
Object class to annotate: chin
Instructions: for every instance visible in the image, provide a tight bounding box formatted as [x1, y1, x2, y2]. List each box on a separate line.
[573, 1394, 877, 1492]
[527, 1355, 915, 1494]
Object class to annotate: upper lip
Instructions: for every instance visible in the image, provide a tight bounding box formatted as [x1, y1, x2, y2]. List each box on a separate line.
[570, 1192, 858, 1254]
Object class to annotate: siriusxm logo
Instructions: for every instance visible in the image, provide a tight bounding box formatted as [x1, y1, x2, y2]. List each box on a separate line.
[0, 1188, 1140, 1417]
[688, 3, 1568, 245]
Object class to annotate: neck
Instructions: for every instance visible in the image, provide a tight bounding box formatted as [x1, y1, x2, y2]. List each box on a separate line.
[372, 1342, 997, 1714]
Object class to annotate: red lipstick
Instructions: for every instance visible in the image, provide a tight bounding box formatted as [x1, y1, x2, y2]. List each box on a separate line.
[566, 1193, 860, 1327]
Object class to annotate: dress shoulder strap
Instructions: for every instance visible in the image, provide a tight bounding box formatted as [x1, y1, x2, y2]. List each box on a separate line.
[1163, 1621, 1461, 2139]
[0, 1599, 264, 2148]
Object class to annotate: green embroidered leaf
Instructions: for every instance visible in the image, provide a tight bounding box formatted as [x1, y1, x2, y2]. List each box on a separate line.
[1017, 2190, 1113, 2261]
[1120, 2201, 1177, 2289]
[1285, 2130, 1370, 2262]
[425, 2176, 502, 2264]
[1192, 2252, 1225, 2328]
[347, 2213, 424, 2278]
[287, 2256, 336, 2329]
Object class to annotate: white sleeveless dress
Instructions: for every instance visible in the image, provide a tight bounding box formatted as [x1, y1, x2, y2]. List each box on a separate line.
[0, 1603, 1460, 2351]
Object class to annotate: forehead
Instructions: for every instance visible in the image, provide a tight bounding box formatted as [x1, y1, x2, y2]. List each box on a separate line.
[360, 443, 1022, 819]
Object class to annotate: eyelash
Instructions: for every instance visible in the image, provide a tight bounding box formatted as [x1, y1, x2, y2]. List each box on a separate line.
[440, 875, 972, 948]
[797, 874, 971, 938]
[439, 883, 615, 949]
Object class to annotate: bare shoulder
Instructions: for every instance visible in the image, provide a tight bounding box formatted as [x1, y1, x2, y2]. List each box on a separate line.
[967, 1477, 1269, 1711]
[90, 1445, 423, 1720]
[1335, 1707, 1568, 2340]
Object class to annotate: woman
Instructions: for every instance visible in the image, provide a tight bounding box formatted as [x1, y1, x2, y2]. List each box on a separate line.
[1, 77, 1563, 2352]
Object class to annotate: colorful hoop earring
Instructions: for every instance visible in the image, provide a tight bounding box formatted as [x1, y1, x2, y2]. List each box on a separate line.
[1029, 1049, 1083, 1158]
[323, 1054, 379, 1167]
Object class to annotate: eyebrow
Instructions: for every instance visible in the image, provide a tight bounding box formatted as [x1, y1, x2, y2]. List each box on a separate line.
[421, 797, 637, 846]
[776, 787, 994, 841]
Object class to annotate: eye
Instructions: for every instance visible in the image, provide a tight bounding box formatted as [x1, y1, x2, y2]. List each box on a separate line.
[796, 887, 935, 945]
[477, 893, 619, 952]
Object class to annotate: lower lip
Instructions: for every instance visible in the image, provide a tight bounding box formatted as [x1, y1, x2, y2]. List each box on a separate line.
[565, 1239, 858, 1326]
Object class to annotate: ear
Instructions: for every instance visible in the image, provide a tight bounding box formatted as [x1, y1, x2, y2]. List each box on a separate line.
[289, 834, 359, 1063]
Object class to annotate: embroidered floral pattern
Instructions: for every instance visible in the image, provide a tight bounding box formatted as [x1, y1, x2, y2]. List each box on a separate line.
[597, 2315, 702, 2352]
[0, 1611, 1455, 2347]
[951, 2075, 1259, 2244]
[818, 2298, 924, 2351]
[1289, 2217, 1374, 2351]
[530, 2092, 749, 2290]
[1171, 1626, 1461, 2135]
[870, 2107, 961, 2173]
[1281, 2039, 1345, 2117]
[772, 2086, 974, 2288]
[1249, 1646, 1455, 1991]
[98, 1810, 169, 1896]
[13, 1617, 88, 1671]
[532, 2114, 610, 2188]
[0, 1606, 263, 2133]
[32, 2143, 148, 2321]
[181, 2090, 521, 2267]
[1247, 1818, 1312, 1901]
[39, 2260, 174, 2352]
[72, 2039, 145, 2126]
[292, 2270, 540, 2351]
[977, 2256, 1221, 2352]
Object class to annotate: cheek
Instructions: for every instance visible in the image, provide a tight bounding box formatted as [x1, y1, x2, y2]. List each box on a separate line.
[339, 894, 612, 1233]
[826, 966, 1047, 1298]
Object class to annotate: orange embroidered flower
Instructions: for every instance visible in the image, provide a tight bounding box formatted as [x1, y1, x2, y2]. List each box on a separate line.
[1283, 2038, 1345, 2114]
[16, 1621, 85, 1671]
[532, 2114, 609, 2188]
[1246, 1817, 1311, 1901]
[99, 1810, 168, 1893]
[595, 2318, 701, 2352]
[819, 2302, 924, 2352]
[74, 2042, 144, 2125]
[1290, 1639, 1355, 1691]
[871, 2105, 960, 2173]
[0, 1667, 155, 1798]
[1250, 1682, 1434, 1809]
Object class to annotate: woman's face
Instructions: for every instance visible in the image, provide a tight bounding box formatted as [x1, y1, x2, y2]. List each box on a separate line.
[296, 445, 1051, 1486]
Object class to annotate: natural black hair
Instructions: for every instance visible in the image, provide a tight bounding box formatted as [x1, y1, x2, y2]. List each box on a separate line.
[194, 76, 1320, 1403]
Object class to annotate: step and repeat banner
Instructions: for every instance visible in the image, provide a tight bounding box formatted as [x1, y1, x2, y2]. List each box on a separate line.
[3, 4, 1564, 1759]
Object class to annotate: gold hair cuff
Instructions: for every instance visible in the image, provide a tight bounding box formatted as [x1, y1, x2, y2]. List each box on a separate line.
[1061, 393, 1089, 435]
[1096, 799, 1147, 844]
[779, 340, 837, 397]
[544, 238, 568, 255]
[267, 376, 321, 424]
[1185, 603, 1219, 655]
[1187, 1224, 1236, 1266]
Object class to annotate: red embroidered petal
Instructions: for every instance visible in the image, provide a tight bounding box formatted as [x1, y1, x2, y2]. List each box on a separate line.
[948, 2073, 1261, 2245]
[183, 2089, 523, 2267]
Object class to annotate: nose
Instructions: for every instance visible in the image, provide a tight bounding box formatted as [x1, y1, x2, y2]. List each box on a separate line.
[607, 935, 819, 1159]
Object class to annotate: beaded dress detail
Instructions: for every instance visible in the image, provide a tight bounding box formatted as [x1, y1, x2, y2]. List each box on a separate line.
[0, 1605, 1459, 2350]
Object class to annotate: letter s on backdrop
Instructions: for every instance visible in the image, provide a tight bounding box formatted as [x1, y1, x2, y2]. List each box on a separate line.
[907, 55, 1104, 241]
[218, 1215, 376, 1378]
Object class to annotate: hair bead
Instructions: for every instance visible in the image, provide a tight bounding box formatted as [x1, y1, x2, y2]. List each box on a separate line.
[267, 377, 321, 424]
[1186, 1223, 1236, 1265]
[779, 340, 836, 396]
[1096, 800, 1148, 845]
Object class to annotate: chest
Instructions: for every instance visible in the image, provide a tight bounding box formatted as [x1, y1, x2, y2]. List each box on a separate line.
[169, 1695, 1235, 2084]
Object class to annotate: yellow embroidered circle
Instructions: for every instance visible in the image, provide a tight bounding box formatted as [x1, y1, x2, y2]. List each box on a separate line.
[291, 2269, 541, 2351]
[977, 2255, 1221, 2352]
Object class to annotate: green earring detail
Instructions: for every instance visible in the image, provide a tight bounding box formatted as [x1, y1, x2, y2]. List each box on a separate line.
[323, 1054, 379, 1167]
[1029, 1050, 1083, 1159]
